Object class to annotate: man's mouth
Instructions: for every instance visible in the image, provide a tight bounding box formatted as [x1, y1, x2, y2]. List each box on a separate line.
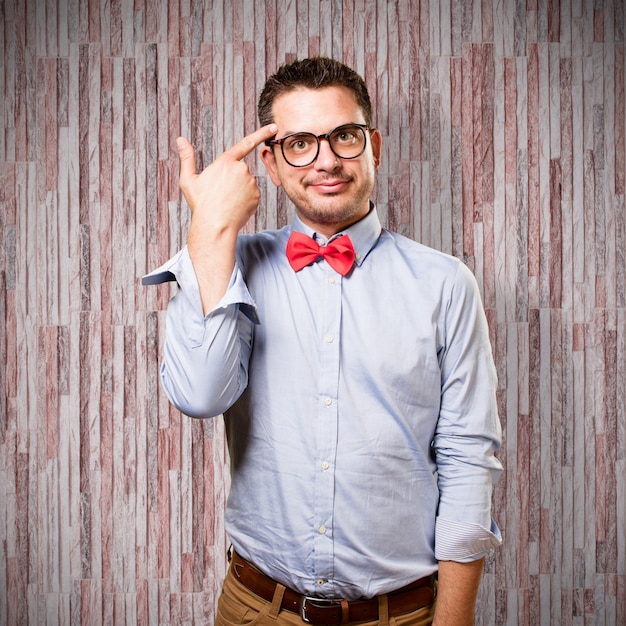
[307, 178, 351, 193]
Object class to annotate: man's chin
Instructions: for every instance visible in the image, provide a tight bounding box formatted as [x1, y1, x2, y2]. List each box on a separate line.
[297, 203, 367, 228]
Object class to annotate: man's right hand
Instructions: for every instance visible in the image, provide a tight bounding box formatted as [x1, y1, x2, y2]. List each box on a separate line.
[176, 124, 277, 314]
[177, 124, 278, 250]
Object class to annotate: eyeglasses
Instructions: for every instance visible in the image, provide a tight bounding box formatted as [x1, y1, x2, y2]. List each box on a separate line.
[267, 123, 371, 168]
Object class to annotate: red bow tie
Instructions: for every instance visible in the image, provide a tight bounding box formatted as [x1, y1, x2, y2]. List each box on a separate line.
[286, 231, 355, 275]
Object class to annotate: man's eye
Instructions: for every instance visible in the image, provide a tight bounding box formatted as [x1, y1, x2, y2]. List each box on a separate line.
[336, 130, 357, 143]
[287, 136, 313, 152]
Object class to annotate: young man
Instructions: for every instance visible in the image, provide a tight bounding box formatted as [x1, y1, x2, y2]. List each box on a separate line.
[144, 57, 502, 625]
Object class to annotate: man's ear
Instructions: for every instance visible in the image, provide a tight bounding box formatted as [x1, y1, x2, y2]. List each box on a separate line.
[370, 128, 383, 169]
[260, 145, 283, 187]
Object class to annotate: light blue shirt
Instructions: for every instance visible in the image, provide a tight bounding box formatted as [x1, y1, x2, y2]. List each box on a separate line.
[144, 206, 503, 599]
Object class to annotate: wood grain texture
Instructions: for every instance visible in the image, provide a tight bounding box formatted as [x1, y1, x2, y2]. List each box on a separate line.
[1, 0, 625, 623]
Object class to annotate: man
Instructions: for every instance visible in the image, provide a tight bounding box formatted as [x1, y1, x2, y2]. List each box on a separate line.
[144, 57, 502, 625]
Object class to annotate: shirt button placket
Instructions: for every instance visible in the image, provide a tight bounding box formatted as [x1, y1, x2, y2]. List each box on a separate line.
[313, 266, 342, 588]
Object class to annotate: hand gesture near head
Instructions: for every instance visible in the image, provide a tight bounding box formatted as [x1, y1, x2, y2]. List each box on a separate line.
[176, 124, 277, 314]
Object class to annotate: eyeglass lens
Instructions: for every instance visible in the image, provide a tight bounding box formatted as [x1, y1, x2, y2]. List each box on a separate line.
[281, 125, 367, 167]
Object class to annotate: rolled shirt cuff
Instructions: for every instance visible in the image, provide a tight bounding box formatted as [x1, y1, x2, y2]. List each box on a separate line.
[142, 246, 259, 324]
[435, 517, 502, 562]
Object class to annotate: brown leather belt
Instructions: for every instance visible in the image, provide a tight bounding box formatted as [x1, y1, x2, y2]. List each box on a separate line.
[230, 551, 435, 625]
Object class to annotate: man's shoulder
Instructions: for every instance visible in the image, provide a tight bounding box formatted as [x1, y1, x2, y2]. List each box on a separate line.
[236, 226, 291, 262]
[380, 229, 462, 269]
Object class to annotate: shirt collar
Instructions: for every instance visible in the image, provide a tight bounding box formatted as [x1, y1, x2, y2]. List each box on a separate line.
[290, 203, 382, 267]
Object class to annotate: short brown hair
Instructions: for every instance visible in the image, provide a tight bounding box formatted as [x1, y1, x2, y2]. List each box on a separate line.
[258, 57, 373, 127]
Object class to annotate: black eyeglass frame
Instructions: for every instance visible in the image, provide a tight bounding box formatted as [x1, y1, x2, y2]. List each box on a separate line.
[266, 123, 372, 168]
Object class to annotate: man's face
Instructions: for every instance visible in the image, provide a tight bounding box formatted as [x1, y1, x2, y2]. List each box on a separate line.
[260, 86, 382, 237]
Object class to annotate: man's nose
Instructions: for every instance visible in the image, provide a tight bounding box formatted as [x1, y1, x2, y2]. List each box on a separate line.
[314, 138, 339, 170]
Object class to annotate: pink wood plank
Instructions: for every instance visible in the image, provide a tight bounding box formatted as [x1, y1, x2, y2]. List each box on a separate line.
[44, 58, 58, 192]
[77, 44, 90, 227]
[481, 44, 495, 208]
[167, 0, 179, 57]
[166, 55, 181, 219]
[87, 0, 100, 43]
[45, 326, 59, 460]
[548, 0, 560, 42]
[12, 1, 27, 163]
[99, 357, 113, 593]
[461, 44, 474, 259]
[549, 159, 563, 308]
[594, 9, 604, 43]
[560, 57, 574, 313]
[615, 44, 625, 196]
[517, 410, 531, 586]
[528, 309, 541, 543]
[157, 428, 170, 579]
[5, 290, 17, 398]
[527, 44, 540, 277]
[1, 164, 17, 226]
[482, 0, 494, 42]
[472, 44, 484, 222]
[504, 58, 517, 187]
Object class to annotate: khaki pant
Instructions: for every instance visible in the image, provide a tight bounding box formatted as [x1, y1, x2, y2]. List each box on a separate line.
[215, 562, 435, 626]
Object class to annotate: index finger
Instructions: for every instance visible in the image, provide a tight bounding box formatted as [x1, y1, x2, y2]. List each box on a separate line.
[224, 124, 278, 161]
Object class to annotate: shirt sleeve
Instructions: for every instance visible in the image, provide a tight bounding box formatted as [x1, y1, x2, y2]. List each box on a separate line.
[143, 247, 257, 419]
[433, 261, 503, 561]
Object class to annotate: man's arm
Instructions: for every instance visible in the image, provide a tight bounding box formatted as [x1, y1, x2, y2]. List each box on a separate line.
[177, 124, 277, 315]
[433, 558, 485, 625]
[153, 125, 278, 418]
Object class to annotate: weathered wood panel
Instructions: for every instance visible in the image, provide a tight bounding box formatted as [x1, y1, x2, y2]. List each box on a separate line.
[1, 0, 624, 623]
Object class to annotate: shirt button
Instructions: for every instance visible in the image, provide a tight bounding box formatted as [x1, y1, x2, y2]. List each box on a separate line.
[318, 525, 327, 534]
[316, 579, 325, 586]
[321, 461, 329, 471]
[324, 397, 332, 406]
[325, 335, 334, 343]
[328, 277, 335, 285]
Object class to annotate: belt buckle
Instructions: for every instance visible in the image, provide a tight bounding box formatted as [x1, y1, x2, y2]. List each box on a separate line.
[300, 595, 339, 624]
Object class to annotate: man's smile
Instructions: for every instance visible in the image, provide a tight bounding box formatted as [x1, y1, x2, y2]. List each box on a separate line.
[306, 177, 351, 194]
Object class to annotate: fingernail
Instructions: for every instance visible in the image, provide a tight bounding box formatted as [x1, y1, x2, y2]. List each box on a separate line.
[176, 137, 186, 149]
[269, 124, 277, 132]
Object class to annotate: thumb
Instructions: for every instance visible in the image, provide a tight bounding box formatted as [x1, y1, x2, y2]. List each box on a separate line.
[176, 136, 197, 181]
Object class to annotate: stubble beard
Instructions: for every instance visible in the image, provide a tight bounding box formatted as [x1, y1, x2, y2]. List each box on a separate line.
[286, 175, 374, 230]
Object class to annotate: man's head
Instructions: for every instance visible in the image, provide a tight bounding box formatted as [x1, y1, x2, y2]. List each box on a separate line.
[258, 58, 381, 237]
[258, 57, 373, 128]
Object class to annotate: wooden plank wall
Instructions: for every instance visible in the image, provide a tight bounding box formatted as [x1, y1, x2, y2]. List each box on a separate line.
[1, 0, 624, 624]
